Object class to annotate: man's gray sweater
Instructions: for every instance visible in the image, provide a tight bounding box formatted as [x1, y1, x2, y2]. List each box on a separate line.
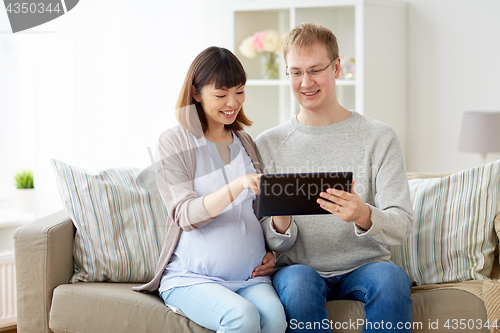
[255, 112, 414, 277]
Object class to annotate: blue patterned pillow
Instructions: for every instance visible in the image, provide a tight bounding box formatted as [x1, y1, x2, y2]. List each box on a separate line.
[390, 160, 500, 285]
[51, 159, 166, 283]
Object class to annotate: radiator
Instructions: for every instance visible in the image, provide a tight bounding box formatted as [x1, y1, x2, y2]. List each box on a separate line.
[0, 251, 16, 328]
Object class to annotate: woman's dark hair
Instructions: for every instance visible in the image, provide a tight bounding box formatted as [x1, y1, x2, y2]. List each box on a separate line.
[176, 47, 252, 136]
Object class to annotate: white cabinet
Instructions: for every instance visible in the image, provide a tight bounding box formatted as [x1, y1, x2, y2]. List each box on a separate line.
[226, 0, 407, 154]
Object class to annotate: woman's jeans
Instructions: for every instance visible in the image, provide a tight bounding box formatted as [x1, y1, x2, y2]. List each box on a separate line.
[161, 282, 287, 333]
[272, 262, 412, 333]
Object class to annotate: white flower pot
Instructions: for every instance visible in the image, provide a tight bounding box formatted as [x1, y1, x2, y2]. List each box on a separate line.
[17, 188, 35, 212]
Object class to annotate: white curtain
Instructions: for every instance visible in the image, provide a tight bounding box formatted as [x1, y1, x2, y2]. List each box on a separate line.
[0, 0, 219, 217]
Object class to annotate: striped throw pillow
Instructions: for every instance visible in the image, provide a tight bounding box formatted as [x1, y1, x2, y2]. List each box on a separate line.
[51, 159, 166, 283]
[390, 160, 500, 286]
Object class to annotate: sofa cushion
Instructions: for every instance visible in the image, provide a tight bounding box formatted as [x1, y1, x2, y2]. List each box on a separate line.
[390, 160, 500, 286]
[325, 290, 488, 333]
[51, 159, 166, 283]
[49, 283, 213, 333]
[49, 283, 488, 333]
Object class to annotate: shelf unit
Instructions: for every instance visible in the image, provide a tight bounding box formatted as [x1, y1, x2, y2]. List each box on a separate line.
[226, 0, 407, 154]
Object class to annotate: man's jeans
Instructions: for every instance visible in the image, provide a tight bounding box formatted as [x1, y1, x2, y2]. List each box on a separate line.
[272, 262, 412, 333]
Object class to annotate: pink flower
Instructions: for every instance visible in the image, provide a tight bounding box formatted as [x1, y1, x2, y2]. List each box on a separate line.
[239, 30, 286, 59]
[251, 31, 266, 52]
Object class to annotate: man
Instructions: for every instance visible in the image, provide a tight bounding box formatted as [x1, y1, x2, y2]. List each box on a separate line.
[255, 23, 414, 333]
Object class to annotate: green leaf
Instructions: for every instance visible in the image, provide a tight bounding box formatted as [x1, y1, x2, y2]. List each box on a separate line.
[14, 170, 34, 189]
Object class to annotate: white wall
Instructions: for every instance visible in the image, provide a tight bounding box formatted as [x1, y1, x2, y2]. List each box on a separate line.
[0, 12, 36, 208]
[405, 0, 500, 172]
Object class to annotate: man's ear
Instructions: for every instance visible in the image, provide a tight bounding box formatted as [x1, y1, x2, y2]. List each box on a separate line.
[192, 85, 201, 103]
[334, 57, 341, 79]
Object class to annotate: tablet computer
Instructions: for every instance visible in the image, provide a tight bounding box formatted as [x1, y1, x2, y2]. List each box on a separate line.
[257, 172, 353, 216]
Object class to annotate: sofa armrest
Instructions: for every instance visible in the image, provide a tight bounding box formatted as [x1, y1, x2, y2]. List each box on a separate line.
[14, 211, 75, 333]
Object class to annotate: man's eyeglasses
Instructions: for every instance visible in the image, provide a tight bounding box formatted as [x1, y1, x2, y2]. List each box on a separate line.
[286, 57, 337, 79]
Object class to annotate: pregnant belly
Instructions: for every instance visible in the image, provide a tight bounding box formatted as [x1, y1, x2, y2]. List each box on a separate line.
[200, 245, 265, 281]
[177, 217, 266, 281]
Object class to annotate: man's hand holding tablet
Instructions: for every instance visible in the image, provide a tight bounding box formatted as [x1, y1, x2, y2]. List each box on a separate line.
[317, 180, 372, 231]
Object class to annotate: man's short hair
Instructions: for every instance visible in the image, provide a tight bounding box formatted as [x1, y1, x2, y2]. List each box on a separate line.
[282, 23, 339, 65]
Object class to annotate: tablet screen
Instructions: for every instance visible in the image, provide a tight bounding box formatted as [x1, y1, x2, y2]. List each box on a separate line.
[257, 172, 353, 216]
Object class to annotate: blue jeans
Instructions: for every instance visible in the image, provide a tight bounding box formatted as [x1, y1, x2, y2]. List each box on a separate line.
[161, 282, 286, 333]
[272, 262, 412, 333]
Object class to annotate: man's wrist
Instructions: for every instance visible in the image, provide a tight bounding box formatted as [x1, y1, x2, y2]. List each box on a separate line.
[272, 216, 291, 234]
[354, 204, 372, 231]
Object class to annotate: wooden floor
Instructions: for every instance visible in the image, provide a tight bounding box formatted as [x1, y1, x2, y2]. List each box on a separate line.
[1, 328, 16, 333]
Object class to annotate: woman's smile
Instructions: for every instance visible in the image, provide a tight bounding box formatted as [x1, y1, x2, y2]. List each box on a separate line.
[221, 109, 237, 117]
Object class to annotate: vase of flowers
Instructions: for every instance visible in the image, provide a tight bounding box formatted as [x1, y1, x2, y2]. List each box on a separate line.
[261, 52, 279, 80]
[239, 30, 285, 80]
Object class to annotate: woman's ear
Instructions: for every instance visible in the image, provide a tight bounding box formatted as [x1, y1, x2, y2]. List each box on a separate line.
[192, 85, 201, 103]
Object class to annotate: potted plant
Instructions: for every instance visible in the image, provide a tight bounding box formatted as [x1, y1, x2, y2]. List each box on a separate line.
[14, 169, 34, 212]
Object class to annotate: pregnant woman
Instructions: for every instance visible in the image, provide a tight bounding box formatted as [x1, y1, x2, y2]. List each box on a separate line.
[135, 46, 286, 333]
